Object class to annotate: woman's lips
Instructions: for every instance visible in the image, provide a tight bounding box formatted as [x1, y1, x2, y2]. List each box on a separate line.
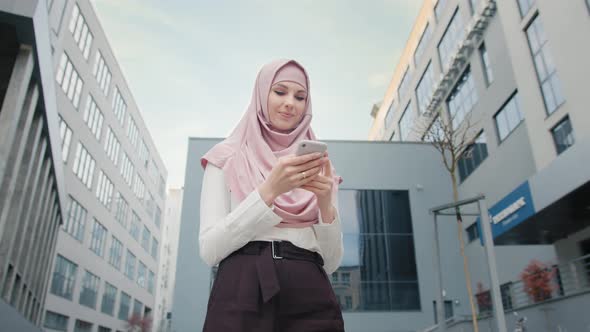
[279, 112, 294, 119]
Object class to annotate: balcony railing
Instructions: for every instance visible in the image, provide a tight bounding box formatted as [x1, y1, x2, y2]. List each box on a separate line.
[476, 253, 590, 314]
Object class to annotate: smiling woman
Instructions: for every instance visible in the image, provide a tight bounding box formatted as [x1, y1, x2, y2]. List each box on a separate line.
[198, 59, 345, 331]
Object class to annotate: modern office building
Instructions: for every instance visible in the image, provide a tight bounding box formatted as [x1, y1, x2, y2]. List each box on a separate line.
[0, 1, 67, 331]
[174, 138, 492, 332]
[153, 188, 183, 332]
[40, 1, 168, 331]
[369, 0, 590, 330]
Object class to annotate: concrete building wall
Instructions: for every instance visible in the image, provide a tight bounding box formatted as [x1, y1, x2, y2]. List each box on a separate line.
[0, 0, 68, 329]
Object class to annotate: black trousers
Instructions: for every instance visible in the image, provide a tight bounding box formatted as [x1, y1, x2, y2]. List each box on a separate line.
[202, 241, 345, 332]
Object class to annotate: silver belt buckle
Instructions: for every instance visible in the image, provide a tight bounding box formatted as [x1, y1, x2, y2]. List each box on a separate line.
[271, 241, 283, 259]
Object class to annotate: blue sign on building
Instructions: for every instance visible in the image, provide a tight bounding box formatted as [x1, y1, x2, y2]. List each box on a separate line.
[478, 181, 535, 243]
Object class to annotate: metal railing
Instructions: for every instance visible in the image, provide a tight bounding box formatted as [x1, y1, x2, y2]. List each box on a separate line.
[476, 254, 590, 313]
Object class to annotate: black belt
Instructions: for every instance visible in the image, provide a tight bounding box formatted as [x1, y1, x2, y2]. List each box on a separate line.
[235, 241, 324, 266]
[226, 241, 324, 303]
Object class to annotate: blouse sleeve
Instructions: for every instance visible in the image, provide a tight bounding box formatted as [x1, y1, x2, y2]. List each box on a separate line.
[312, 195, 344, 275]
[199, 164, 282, 267]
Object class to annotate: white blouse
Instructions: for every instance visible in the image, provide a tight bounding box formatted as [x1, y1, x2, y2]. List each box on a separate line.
[199, 164, 344, 274]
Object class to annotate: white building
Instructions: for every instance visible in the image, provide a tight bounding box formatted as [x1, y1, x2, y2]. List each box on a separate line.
[154, 188, 183, 332]
[42, 1, 168, 331]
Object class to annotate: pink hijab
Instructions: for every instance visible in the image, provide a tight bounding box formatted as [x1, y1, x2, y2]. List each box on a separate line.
[201, 59, 341, 228]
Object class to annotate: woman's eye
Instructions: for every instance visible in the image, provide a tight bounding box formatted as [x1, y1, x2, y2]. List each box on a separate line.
[295, 96, 306, 101]
[274, 90, 285, 96]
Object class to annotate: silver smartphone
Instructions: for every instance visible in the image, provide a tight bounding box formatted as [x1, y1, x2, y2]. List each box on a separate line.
[295, 140, 328, 156]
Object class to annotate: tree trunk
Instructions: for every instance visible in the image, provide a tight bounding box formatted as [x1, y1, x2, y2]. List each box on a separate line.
[451, 172, 479, 332]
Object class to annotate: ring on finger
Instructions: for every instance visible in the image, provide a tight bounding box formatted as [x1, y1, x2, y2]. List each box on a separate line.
[301, 171, 307, 180]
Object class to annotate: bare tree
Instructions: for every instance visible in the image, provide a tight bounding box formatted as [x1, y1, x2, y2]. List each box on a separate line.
[416, 106, 482, 332]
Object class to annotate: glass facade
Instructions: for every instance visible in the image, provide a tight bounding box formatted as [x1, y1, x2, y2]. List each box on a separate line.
[416, 62, 435, 114]
[399, 102, 415, 141]
[331, 190, 420, 311]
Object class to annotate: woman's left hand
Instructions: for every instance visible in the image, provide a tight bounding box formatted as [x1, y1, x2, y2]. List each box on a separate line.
[300, 158, 336, 223]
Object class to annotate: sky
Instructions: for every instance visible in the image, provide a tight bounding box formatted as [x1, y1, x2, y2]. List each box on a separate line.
[90, 0, 422, 188]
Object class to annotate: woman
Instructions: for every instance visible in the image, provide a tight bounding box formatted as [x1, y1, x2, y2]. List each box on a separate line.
[199, 59, 344, 331]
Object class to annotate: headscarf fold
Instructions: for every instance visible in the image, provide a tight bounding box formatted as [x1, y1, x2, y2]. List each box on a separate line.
[201, 59, 342, 228]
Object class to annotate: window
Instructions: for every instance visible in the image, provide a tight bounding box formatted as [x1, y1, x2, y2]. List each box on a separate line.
[438, 9, 465, 72]
[342, 273, 351, 283]
[447, 68, 478, 129]
[345, 296, 353, 310]
[118, 292, 131, 320]
[133, 174, 146, 203]
[112, 87, 127, 126]
[125, 250, 136, 280]
[137, 261, 147, 288]
[133, 299, 143, 315]
[149, 159, 160, 186]
[494, 92, 523, 141]
[55, 52, 83, 108]
[83, 96, 104, 140]
[416, 62, 435, 114]
[142, 226, 151, 252]
[331, 190, 421, 311]
[501, 282, 514, 310]
[79, 270, 100, 309]
[138, 139, 150, 168]
[158, 175, 166, 198]
[72, 142, 96, 189]
[384, 102, 396, 129]
[96, 171, 114, 209]
[479, 43, 493, 85]
[154, 206, 162, 229]
[114, 192, 129, 228]
[50, 255, 77, 300]
[434, 0, 448, 19]
[98, 327, 112, 332]
[89, 219, 107, 257]
[397, 67, 411, 100]
[49, 0, 68, 34]
[151, 238, 158, 260]
[399, 102, 415, 141]
[104, 127, 121, 165]
[74, 320, 93, 332]
[466, 222, 480, 243]
[433, 300, 454, 323]
[63, 196, 87, 242]
[551, 116, 574, 154]
[414, 24, 432, 65]
[44, 311, 68, 331]
[148, 270, 155, 294]
[58, 116, 73, 162]
[526, 16, 565, 115]
[108, 236, 123, 270]
[458, 132, 488, 182]
[129, 211, 141, 241]
[146, 191, 155, 218]
[68, 4, 93, 59]
[517, 0, 535, 17]
[120, 152, 134, 187]
[93, 51, 112, 95]
[127, 116, 139, 148]
[101, 282, 117, 316]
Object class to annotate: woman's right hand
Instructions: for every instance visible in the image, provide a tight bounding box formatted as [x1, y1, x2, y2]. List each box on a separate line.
[258, 152, 327, 206]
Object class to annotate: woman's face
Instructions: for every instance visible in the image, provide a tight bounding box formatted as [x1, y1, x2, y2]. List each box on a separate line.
[267, 81, 307, 132]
